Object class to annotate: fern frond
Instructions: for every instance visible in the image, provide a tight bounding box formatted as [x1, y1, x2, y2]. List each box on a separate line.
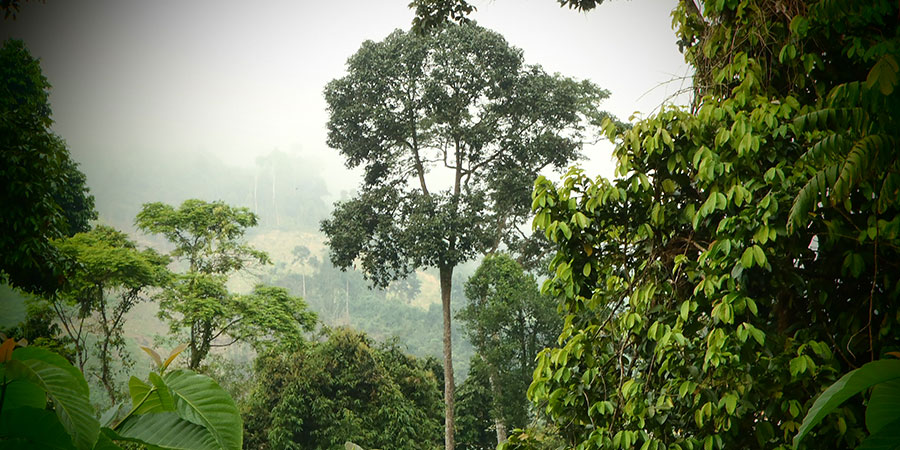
[800, 133, 851, 165]
[788, 165, 839, 233]
[833, 134, 894, 200]
[794, 108, 868, 134]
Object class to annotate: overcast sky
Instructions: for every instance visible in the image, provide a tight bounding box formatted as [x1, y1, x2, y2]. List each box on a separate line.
[2, 0, 690, 202]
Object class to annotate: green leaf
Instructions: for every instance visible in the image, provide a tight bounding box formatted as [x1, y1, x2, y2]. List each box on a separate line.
[128, 376, 175, 414]
[2, 378, 46, 410]
[857, 416, 900, 450]
[163, 369, 242, 450]
[741, 247, 754, 269]
[0, 406, 77, 449]
[865, 54, 899, 95]
[752, 245, 766, 267]
[91, 431, 124, 450]
[7, 349, 99, 450]
[866, 379, 900, 434]
[109, 413, 219, 450]
[794, 360, 900, 447]
[558, 221, 572, 240]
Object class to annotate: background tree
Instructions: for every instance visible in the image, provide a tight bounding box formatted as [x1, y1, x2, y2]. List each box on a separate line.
[507, 1, 900, 449]
[136, 199, 316, 369]
[0, 38, 96, 296]
[321, 24, 611, 448]
[243, 327, 444, 450]
[52, 225, 170, 404]
[458, 253, 559, 445]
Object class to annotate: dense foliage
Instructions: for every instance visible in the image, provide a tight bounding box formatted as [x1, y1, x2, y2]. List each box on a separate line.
[458, 253, 560, 443]
[498, 1, 900, 449]
[243, 328, 444, 450]
[0, 38, 96, 296]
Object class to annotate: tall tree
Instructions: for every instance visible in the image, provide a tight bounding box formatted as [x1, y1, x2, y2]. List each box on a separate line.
[503, 1, 900, 449]
[459, 253, 560, 445]
[321, 24, 611, 448]
[136, 199, 316, 369]
[0, 39, 96, 296]
[52, 225, 170, 404]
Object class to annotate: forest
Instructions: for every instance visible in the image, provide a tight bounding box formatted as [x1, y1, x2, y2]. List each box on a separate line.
[1, 0, 899, 449]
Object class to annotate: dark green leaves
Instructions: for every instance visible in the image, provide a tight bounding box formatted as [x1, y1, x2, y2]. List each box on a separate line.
[5, 347, 99, 450]
[795, 359, 900, 448]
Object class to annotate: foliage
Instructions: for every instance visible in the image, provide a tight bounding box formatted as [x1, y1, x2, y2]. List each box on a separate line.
[322, 23, 610, 447]
[0, 338, 243, 450]
[135, 199, 268, 275]
[458, 253, 560, 442]
[500, 1, 900, 450]
[52, 225, 171, 404]
[0, 39, 97, 296]
[454, 355, 501, 450]
[243, 328, 444, 450]
[795, 358, 900, 449]
[137, 199, 315, 369]
[408, 0, 605, 33]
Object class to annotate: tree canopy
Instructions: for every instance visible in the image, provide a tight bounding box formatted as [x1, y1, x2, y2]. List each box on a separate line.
[503, 1, 900, 449]
[53, 225, 171, 404]
[0, 38, 96, 296]
[243, 328, 444, 450]
[321, 23, 611, 448]
[137, 199, 315, 369]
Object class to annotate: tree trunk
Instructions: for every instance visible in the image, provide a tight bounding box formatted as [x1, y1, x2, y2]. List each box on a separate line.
[488, 366, 508, 445]
[439, 264, 456, 450]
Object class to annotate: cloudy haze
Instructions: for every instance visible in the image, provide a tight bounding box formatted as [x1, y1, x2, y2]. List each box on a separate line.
[3, 0, 690, 212]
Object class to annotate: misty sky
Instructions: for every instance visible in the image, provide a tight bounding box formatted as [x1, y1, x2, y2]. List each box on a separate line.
[2, 0, 690, 205]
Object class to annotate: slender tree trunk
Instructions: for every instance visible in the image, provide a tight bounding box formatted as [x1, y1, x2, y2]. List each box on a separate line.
[488, 367, 508, 444]
[439, 264, 456, 450]
[97, 292, 116, 405]
[271, 165, 279, 227]
[345, 278, 350, 325]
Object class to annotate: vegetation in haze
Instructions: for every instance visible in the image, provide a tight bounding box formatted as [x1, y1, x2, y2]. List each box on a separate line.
[4, 0, 900, 449]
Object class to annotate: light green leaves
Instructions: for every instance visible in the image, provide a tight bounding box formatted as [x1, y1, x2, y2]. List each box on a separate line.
[740, 245, 766, 269]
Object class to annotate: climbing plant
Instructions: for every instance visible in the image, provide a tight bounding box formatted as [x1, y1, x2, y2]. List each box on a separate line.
[502, 1, 900, 449]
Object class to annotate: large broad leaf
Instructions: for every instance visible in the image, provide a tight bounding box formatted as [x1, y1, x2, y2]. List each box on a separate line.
[12, 347, 90, 396]
[6, 349, 99, 450]
[794, 359, 900, 447]
[0, 406, 77, 449]
[90, 431, 124, 450]
[866, 379, 900, 434]
[2, 378, 47, 409]
[109, 413, 219, 450]
[857, 416, 900, 450]
[128, 374, 175, 414]
[163, 369, 242, 450]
